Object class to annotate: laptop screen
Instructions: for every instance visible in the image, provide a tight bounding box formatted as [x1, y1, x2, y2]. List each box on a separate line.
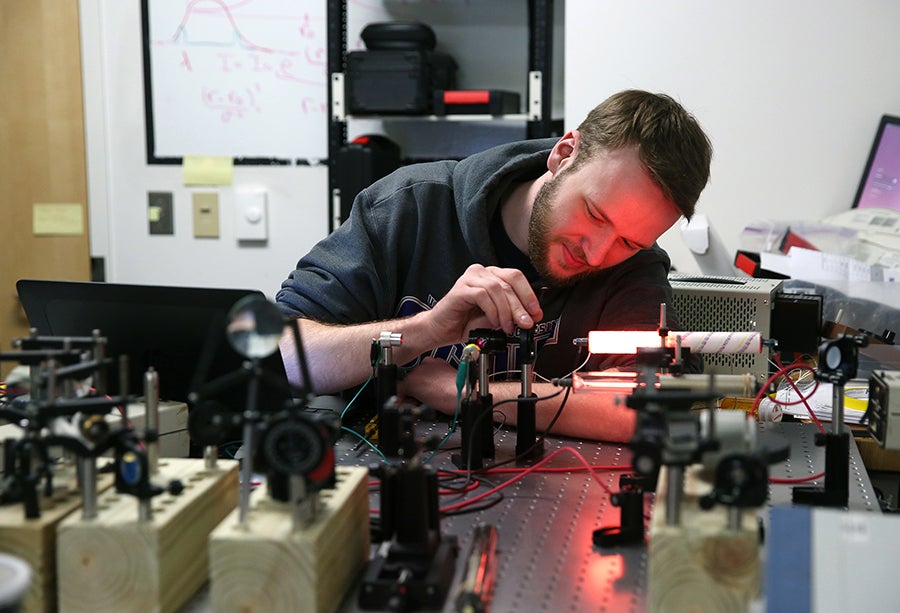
[852, 114, 900, 211]
[15, 279, 292, 412]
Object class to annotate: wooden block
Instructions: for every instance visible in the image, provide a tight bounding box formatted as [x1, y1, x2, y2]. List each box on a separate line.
[648, 465, 761, 613]
[209, 466, 369, 613]
[0, 474, 106, 613]
[56, 458, 238, 613]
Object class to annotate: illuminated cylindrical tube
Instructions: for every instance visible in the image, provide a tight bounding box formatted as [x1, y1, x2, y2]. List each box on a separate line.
[587, 331, 661, 354]
[577, 372, 757, 397]
[587, 330, 763, 355]
[671, 331, 762, 355]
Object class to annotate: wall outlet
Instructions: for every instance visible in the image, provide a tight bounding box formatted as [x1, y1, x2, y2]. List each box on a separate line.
[192, 192, 220, 238]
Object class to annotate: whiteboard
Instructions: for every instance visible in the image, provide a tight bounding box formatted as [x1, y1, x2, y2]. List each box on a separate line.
[143, 0, 338, 162]
[141, 0, 538, 163]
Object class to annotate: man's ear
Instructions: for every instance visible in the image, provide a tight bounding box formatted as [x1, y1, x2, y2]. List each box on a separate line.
[547, 130, 581, 175]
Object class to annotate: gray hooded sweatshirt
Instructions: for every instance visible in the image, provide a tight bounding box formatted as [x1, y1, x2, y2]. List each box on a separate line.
[276, 138, 681, 379]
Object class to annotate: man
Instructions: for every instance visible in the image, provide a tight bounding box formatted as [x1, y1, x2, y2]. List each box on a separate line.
[276, 89, 713, 442]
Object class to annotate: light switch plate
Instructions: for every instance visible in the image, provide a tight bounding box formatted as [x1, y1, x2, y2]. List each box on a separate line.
[235, 189, 268, 241]
[148, 191, 174, 235]
[192, 192, 220, 238]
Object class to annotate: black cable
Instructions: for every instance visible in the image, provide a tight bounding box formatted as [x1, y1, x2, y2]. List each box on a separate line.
[442, 491, 505, 516]
[483, 340, 586, 470]
[460, 388, 564, 482]
[485, 386, 571, 472]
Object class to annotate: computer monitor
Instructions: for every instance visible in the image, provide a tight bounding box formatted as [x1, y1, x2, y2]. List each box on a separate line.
[16, 279, 291, 412]
[852, 114, 900, 211]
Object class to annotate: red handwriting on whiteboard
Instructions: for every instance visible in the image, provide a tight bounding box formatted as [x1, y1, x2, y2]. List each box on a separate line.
[201, 84, 261, 123]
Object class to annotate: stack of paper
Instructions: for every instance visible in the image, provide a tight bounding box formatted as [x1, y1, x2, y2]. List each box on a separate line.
[764, 379, 869, 424]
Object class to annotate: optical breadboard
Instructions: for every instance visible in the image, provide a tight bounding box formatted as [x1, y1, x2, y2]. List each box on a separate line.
[669, 274, 783, 382]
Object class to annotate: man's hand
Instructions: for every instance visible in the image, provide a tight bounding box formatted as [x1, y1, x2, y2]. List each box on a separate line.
[279, 265, 542, 396]
[423, 264, 544, 345]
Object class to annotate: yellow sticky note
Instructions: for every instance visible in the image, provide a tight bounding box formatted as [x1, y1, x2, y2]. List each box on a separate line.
[33, 203, 84, 236]
[148, 206, 162, 222]
[182, 155, 234, 186]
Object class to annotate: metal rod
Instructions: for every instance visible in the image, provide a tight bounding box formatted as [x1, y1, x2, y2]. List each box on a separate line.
[144, 368, 160, 475]
[238, 419, 254, 526]
[832, 383, 844, 435]
[665, 465, 684, 526]
[290, 474, 307, 532]
[79, 457, 98, 520]
[727, 506, 742, 531]
[139, 499, 153, 522]
[204, 445, 218, 470]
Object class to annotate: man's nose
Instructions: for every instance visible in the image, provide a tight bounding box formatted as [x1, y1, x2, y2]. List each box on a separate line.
[582, 229, 615, 267]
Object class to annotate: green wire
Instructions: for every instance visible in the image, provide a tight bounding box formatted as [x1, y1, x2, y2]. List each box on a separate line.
[340, 372, 374, 420]
[340, 425, 389, 463]
[424, 360, 466, 463]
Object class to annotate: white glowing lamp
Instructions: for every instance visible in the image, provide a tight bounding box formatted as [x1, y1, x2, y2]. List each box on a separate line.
[588, 330, 763, 355]
[587, 331, 663, 354]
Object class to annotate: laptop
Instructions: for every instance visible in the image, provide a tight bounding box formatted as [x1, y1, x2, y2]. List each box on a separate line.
[852, 114, 900, 212]
[16, 279, 292, 413]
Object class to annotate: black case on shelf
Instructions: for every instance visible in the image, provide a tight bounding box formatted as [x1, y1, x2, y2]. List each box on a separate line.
[361, 21, 436, 51]
[335, 135, 401, 223]
[433, 90, 521, 115]
[346, 50, 457, 114]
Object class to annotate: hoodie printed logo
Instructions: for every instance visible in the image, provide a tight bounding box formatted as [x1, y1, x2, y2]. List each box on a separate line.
[396, 295, 560, 378]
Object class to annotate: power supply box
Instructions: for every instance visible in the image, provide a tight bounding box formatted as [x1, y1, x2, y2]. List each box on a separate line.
[867, 370, 900, 450]
[668, 274, 784, 382]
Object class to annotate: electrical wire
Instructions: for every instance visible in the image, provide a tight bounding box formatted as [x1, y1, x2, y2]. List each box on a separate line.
[769, 472, 825, 484]
[340, 372, 375, 421]
[480, 339, 589, 471]
[755, 357, 834, 484]
[439, 446, 617, 515]
[488, 349, 593, 384]
[454, 387, 566, 487]
[341, 425, 389, 463]
[752, 358, 825, 433]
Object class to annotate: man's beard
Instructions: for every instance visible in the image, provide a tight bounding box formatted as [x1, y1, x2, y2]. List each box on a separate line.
[527, 172, 595, 287]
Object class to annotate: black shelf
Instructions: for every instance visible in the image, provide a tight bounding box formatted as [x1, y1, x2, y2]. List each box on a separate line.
[326, 0, 561, 232]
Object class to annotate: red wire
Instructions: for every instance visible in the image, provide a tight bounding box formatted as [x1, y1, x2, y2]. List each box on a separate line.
[769, 472, 825, 484]
[752, 357, 825, 433]
[440, 446, 616, 514]
[479, 464, 631, 475]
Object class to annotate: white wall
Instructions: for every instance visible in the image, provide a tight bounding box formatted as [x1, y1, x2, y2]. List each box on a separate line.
[80, 1, 329, 299]
[84, 1, 900, 289]
[566, 0, 900, 275]
[79, 0, 562, 299]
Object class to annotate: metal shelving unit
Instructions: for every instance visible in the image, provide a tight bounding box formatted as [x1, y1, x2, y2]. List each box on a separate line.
[325, 0, 561, 232]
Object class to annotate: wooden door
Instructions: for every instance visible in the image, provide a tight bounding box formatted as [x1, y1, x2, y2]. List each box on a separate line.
[0, 1, 91, 377]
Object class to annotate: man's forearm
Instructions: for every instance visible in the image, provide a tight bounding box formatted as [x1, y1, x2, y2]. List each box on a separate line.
[487, 381, 636, 443]
[406, 367, 636, 443]
[280, 313, 446, 394]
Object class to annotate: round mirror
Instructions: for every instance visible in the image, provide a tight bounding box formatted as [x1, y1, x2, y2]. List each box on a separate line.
[825, 344, 843, 370]
[226, 295, 285, 359]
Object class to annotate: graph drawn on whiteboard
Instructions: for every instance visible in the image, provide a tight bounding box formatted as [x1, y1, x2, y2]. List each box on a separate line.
[142, 0, 329, 163]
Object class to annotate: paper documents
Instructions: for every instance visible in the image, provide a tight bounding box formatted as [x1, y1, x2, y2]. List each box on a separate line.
[763, 378, 869, 424]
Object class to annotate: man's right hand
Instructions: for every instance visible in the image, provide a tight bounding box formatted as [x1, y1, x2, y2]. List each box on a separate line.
[280, 265, 543, 394]
[422, 264, 544, 345]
